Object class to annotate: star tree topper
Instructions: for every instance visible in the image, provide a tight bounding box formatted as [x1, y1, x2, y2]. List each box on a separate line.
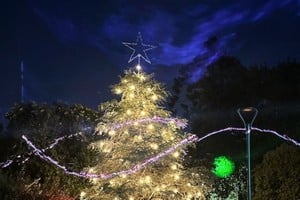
[122, 32, 156, 69]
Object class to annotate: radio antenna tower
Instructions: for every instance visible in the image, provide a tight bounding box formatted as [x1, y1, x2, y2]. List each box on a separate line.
[20, 60, 25, 102]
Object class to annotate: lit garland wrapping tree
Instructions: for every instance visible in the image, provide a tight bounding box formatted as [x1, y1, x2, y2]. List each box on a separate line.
[80, 66, 210, 199]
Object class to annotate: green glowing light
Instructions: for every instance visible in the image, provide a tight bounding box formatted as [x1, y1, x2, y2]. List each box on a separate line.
[212, 156, 235, 178]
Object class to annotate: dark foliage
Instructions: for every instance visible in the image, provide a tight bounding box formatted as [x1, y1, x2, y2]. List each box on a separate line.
[0, 102, 101, 199]
[170, 56, 300, 197]
[253, 144, 300, 200]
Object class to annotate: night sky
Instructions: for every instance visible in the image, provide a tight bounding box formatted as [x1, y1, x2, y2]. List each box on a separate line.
[1, 0, 300, 111]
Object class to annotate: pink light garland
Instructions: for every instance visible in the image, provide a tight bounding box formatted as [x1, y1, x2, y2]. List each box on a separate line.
[103, 116, 187, 132]
[0, 132, 83, 168]
[252, 127, 300, 146]
[21, 134, 198, 179]
[1, 117, 300, 179]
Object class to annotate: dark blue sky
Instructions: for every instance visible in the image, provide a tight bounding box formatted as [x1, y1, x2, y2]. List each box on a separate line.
[1, 0, 300, 110]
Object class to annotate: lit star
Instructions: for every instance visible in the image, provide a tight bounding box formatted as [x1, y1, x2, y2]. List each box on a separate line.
[122, 32, 156, 65]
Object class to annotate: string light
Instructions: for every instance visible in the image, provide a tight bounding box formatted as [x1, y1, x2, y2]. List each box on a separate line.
[0, 132, 84, 168]
[101, 117, 188, 133]
[20, 133, 198, 179]
[1, 125, 299, 177]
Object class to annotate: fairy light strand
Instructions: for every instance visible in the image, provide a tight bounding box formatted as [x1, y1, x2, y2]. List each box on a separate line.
[1, 124, 299, 177]
[1, 116, 185, 168]
[21, 134, 198, 179]
[252, 127, 300, 146]
[105, 117, 187, 131]
[0, 132, 85, 168]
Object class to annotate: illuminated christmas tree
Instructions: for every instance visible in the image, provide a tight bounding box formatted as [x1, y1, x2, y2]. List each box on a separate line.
[81, 33, 210, 200]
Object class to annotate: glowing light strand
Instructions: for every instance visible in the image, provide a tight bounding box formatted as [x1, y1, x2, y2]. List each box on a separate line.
[21, 134, 198, 179]
[252, 127, 300, 146]
[195, 127, 245, 142]
[0, 132, 84, 168]
[1, 116, 185, 168]
[1, 124, 299, 178]
[0, 160, 13, 168]
[106, 117, 187, 131]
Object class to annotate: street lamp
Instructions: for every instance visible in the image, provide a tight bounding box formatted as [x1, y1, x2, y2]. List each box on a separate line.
[237, 107, 258, 200]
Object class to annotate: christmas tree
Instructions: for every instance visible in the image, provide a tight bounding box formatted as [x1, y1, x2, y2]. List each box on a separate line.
[81, 34, 210, 199]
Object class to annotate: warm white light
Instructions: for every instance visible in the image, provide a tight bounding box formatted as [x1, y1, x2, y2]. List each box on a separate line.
[174, 174, 180, 180]
[147, 124, 154, 130]
[88, 168, 95, 173]
[136, 64, 142, 71]
[108, 130, 116, 136]
[120, 174, 127, 178]
[139, 178, 144, 184]
[80, 191, 86, 197]
[103, 146, 112, 153]
[137, 135, 143, 141]
[187, 194, 193, 199]
[151, 95, 158, 101]
[150, 143, 159, 150]
[98, 141, 105, 149]
[126, 109, 132, 115]
[134, 135, 143, 142]
[170, 164, 177, 170]
[115, 88, 122, 94]
[129, 93, 134, 98]
[139, 74, 145, 81]
[92, 178, 98, 184]
[109, 180, 115, 185]
[172, 151, 180, 158]
[145, 175, 152, 184]
[129, 85, 135, 90]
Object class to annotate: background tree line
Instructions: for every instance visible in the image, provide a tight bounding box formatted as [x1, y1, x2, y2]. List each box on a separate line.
[0, 102, 101, 199]
[169, 55, 300, 199]
[0, 56, 299, 199]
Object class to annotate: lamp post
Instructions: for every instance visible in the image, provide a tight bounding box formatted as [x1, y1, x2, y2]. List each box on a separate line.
[237, 107, 258, 200]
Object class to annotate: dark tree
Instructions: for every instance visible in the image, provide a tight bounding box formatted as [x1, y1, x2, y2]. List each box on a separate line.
[0, 102, 101, 200]
[253, 144, 300, 200]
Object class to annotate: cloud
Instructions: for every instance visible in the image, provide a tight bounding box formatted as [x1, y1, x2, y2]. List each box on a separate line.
[29, 0, 299, 82]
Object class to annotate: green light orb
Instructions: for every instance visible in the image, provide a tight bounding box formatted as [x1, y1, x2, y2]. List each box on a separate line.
[211, 156, 235, 178]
